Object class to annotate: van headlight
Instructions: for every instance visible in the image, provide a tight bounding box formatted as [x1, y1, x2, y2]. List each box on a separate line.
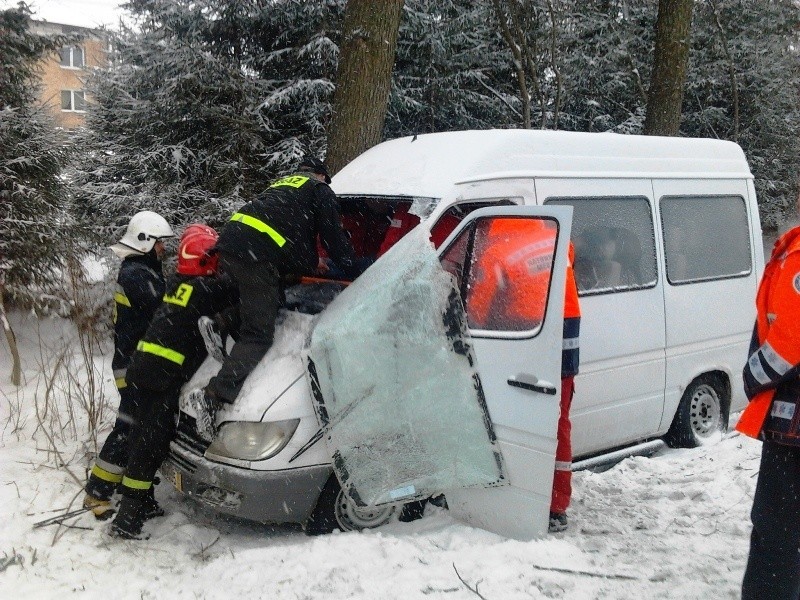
[205, 419, 300, 461]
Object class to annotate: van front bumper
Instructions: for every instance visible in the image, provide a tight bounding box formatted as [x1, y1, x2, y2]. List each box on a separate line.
[163, 438, 331, 525]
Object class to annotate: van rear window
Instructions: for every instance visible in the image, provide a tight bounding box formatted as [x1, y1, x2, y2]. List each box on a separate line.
[546, 196, 658, 296]
[660, 195, 752, 284]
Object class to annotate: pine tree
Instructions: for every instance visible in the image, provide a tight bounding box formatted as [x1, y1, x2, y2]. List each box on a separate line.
[0, 5, 75, 307]
[72, 0, 347, 235]
[387, 0, 519, 137]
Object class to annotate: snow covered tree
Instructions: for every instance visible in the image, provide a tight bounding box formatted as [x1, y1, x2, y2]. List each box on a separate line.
[386, 0, 519, 137]
[0, 5, 75, 307]
[684, 0, 800, 227]
[72, 0, 346, 237]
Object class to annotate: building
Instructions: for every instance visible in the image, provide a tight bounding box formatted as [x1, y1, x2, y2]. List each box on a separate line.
[30, 20, 110, 129]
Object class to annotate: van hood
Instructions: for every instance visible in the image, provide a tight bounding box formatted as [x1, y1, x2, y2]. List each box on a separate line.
[182, 310, 316, 423]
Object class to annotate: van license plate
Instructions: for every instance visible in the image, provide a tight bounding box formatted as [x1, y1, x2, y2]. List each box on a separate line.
[161, 463, 183, 492]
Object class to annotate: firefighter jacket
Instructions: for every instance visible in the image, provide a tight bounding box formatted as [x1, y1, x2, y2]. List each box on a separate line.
[737, 225, 800, 444]
[126, 273, 239, 391]
[216, 171, 357, 277]
[112, 253, 165, 382]
[467, 218, 580, 378]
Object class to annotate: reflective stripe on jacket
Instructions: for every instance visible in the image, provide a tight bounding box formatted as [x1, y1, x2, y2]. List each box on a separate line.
[562, 243, 581, 378]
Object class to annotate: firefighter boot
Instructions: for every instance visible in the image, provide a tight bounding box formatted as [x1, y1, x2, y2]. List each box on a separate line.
[109, 496, 148, 540]
[83, 493, 115, 521]
[140, 483, 165, 520]
[190, 389, 220, 442]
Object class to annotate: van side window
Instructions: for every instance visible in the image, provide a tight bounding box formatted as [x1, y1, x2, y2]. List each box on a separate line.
[546, 197, 657, 295]
[660, 195, 751, 284]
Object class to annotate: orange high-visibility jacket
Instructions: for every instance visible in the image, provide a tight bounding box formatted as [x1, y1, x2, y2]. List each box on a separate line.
[467, 218, 580, 376]
[737, 226, 800, 438]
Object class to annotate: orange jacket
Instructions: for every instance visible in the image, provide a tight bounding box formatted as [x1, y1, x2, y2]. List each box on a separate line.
[466, 218, 580, 375]
[468, 218, 555, 330]
[737, 226, 800, 438]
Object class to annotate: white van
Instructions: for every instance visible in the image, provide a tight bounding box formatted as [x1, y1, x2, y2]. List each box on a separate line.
[165, 130, 763, 540]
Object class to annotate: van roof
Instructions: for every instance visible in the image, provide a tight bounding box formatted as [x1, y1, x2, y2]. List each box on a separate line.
[332, 129, 752, 199]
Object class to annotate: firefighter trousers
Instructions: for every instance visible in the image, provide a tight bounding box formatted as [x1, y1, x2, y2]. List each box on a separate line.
[120, 386, 179, 498]
[742, 440, 800, 600]
[85, 384, 143, 500]
[207, 253, 280, 403]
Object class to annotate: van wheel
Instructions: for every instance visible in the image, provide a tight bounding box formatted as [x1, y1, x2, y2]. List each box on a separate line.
[304, 475, 397, 536]
[665, 374, 729, 448]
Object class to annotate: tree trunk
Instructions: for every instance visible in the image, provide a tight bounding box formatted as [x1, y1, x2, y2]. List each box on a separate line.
[643, 0, 694, 136]
[0, 284, 22, 386]
[710, 0, 739, 141]
[325, 0, 405, 176]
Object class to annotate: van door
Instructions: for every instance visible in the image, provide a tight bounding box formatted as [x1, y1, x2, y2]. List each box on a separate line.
[305, 205, 572, 540]
[539, 179, 667, 456]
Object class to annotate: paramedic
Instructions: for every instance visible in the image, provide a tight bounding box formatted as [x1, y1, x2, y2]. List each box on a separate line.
[738, 213, 800, 599]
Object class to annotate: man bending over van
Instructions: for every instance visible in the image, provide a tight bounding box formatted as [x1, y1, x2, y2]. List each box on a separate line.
[193, 156, 358, 440]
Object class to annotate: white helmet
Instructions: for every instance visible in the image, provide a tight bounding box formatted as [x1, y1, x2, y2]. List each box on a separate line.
[110, 210, 175, 258]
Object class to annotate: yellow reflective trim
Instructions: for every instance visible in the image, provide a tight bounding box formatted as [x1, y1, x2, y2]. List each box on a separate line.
[92, 464, 123, 483]
[163, 283, 194, 307]
[269, 175, 309, 189]
[230, 213, 286, 247]
[115, 377, 127, 389]
[114, 292, 131, 307]
[121, 475, 152, 490]
[137, 341, 185, 366]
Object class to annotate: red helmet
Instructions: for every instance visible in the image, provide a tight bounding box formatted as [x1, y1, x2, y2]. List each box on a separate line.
[177, 225, 219, 276]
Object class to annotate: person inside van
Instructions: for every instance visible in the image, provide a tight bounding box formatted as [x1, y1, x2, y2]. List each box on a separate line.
[575, 227, 622, 290]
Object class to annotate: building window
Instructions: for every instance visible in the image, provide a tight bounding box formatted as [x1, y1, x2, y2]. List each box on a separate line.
[59, 46, 84, 68]
[61, 90, 85, 112]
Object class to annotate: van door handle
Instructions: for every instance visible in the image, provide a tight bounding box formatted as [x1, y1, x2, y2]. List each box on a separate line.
[507, 375, 558, 395]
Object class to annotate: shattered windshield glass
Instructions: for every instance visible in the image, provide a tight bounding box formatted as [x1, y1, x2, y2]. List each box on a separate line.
[304, 227, 505, 506]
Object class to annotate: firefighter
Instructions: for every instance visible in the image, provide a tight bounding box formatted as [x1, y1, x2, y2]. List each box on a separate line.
[193, 155, 358, 440]
[84, 210, 174, 519]
[738, 215, 800, 599]
[468, 217, 580, 533]
[110, 225, 238, 539]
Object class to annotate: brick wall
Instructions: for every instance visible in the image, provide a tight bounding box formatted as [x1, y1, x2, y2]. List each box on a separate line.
[31, 21, 109, 129]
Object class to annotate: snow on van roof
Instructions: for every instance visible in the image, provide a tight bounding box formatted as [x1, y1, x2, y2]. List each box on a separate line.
[332, 129, 752, 200]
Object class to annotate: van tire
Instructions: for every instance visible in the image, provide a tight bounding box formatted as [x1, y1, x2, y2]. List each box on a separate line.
[665, 374, 729, 448]
[304, 474, 397, 536]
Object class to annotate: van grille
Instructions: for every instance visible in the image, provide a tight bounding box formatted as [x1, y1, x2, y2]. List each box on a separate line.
[175, 412, 211, 456]
[167, 451, 197, 474]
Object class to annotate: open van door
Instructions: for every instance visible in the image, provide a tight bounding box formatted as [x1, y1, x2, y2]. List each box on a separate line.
[304, 205, 572, 540]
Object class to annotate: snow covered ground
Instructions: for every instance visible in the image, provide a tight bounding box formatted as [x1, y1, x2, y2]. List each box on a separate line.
[0, 310, 759, 599]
